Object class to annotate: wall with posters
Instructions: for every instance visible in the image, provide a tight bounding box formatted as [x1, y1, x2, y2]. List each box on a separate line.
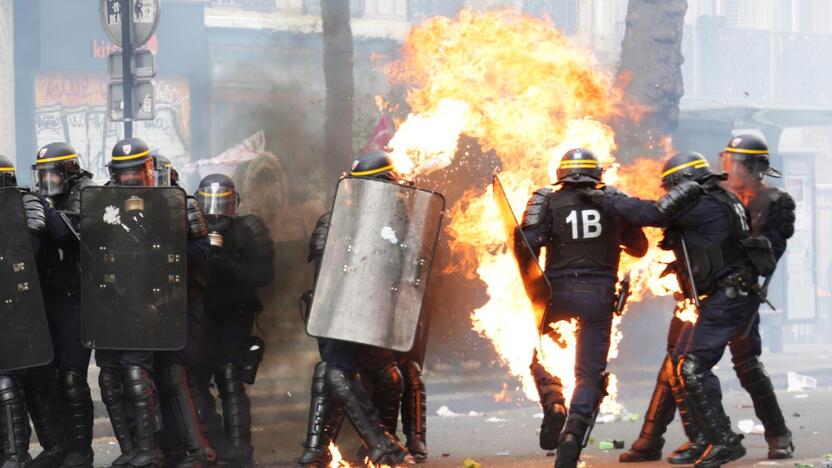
[13, 0, 208, 181]
[34, 72, 190, 180]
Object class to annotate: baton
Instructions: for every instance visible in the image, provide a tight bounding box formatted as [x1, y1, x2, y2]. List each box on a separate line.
[58, 211, 81, 242]
[679, 235, 701, 309]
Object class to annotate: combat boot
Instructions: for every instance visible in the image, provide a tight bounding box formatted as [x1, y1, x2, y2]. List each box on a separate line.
[25, 369, 71, 468]
[531, 355, 566, 451]
[0, 375, 32, 468]
[215, 363, 252, 467]
[98, 368, 136, 466]
[620, 355, 675, 463]
[370, 363, 404, 436]
[666, 359, 707, 464]
[554, 413, 593, 468]
[400, 360, 427, 463]
[163, 364, 216, 468]
[295, 362, 347, 468]
[59, 368, 95, 468]
[733, 356, 794, 459]
[124, 367, 164, 468]
[677, 356, 745, 468]
[325, 368, 414, 466]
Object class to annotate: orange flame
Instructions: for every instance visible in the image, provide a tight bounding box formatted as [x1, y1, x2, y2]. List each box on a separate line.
[385, 9, 692, 411]
[327, 443, 394, 468]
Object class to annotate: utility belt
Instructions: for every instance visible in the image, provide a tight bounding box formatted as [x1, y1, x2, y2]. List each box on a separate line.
[551, 281, 614, 297]
[716, 269, 758, 299]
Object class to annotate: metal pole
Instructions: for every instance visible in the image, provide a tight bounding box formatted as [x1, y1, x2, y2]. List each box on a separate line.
[121, 0, 133, 138]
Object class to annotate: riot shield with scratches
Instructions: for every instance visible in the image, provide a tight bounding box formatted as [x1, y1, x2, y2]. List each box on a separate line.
[80, 186, 188, 350]
[306, 177, 445, 352]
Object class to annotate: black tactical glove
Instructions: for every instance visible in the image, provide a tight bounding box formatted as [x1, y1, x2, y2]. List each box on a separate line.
[655, 180, 703, 216]
[186, 196, 208, 240]
[22, 193, 47, 235]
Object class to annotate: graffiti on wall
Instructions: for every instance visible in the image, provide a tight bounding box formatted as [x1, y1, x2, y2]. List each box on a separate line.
[35, 72, 190, 180]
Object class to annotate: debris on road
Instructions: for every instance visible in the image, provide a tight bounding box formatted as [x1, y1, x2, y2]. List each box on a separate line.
[461, 458, 481, 468]
[787, 371, 818, 392]
[437, 405, 461, 417]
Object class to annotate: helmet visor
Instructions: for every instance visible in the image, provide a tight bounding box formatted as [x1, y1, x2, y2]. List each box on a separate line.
[153, 167, 171, 187]
[112, 158, 155, 187]
[32, 166, 68, 197]
[196, 184, 237, 218]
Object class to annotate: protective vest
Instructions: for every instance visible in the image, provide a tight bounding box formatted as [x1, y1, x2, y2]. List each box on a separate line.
[543, 188, 622, 272]
[669, 187, 752, 295]
[204, 214, 275, 315]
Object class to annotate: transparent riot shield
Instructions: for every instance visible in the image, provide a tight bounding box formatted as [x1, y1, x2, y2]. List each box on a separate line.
[492, 175, 552, 332]
[80, 186, 188, 350]
[306, 178, 445, 352]
[0, 188, 53, 371]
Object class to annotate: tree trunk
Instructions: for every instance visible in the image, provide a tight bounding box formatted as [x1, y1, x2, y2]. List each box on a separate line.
[614, 0, 687, 162]
[322, 0, 354, 182]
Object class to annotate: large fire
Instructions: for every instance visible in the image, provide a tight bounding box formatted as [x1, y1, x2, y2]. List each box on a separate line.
[384, 10, 691, 412]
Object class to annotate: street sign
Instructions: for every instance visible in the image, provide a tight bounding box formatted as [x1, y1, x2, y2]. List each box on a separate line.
[108, 51, 156, 80]
[108, 81, 155, 121]
[99, 0, 161, 48]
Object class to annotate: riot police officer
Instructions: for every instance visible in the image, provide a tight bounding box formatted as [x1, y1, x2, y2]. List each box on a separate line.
[295, 151, 414, 467]
[596, 151, 771, 468]
[720, 134, 794, 459]
[195, 173, 275, 466]
[619, 138, 796, 464]
[24, 142, 96, 468]
[0, 155, 71, 468]
[95, 138, 213, 468]
[519, 148, 647, 468]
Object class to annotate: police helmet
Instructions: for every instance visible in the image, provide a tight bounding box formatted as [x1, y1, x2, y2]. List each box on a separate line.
[349, 150, 398, 181]
[109, 138, 155, 187]
[0, 154, 16, 188]
[195, 173, 239, 227]
[555, 148, 602, 184]
[31, 142, 82, 197]
[151, 152, 174, 187]
[660, 151, 713, 189]
[720, 134, 781, 179]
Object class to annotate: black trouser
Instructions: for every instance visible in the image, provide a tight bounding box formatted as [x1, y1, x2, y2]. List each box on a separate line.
[532, 277, 615, 417]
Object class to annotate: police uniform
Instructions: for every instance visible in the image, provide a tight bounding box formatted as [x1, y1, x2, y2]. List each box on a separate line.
[600, 152, 766, 468]
[295, 152, 412, 468]
[721, 135, 795, 459]
[94, 139, 214, 468]
[23, 143, 97, 468]
[520, 149, 647, 468]
[196, 174, 275, 465]
[0, 155, 75, 468]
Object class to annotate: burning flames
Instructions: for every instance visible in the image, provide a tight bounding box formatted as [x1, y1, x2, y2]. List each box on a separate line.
[384, 10, 693, 411]
[327, 443, 393, 468]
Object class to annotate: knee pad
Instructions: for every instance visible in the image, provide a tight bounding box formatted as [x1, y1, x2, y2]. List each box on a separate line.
[98, 368, 123, 405]
[61, 368, 90, 400]
[0, 374, 23, 404]
[733, 355, 771, 391]
[677, 355, 707, 389]
[399, 360, 424, 387]
[324, 367, 355, 402]
[373, 363, 403, 398]
[124, 365, 152, 402]
[215, 362, 244, 396]
[311, 361, 328, 395]
[162, 363, 188, 394]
